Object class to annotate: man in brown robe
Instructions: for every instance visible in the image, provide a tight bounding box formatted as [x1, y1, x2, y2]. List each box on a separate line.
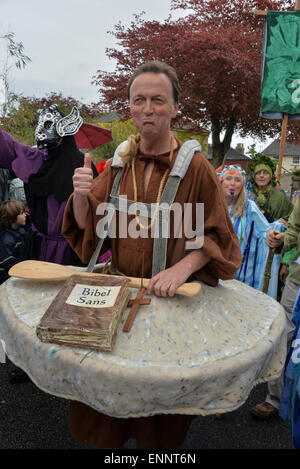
[62, 61, 241, 449]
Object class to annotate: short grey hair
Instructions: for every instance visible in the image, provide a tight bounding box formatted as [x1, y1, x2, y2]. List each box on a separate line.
[127, 60, 180, 103]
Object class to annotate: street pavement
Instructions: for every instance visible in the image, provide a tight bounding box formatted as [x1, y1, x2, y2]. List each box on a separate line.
[0, 357, 293, 449]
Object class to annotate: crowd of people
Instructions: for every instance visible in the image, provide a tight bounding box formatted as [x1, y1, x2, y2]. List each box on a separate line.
[217, 163, 288, 299]
[1, 60, 300, 448]
[216, 160, 298, 426]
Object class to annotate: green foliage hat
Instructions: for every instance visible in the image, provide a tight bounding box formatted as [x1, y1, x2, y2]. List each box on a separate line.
[247, 152, 277, 187]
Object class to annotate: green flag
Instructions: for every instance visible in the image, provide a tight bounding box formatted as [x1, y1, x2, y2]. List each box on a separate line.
[261, 11, 300, 119]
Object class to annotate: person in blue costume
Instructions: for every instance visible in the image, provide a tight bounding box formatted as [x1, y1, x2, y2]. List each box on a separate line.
[251, 195, 299, 421]
[279, 288, 300, 448]
[268, 196, 300, 444]
[218, 165, 284, 299]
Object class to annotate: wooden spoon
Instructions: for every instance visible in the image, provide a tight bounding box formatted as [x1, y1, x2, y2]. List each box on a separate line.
[9, 260, 201, 298]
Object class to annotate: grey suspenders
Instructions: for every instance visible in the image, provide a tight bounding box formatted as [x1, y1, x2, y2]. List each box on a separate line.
[86, 140, 202, 275]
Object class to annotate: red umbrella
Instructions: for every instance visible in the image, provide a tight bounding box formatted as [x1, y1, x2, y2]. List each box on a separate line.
[95, 160, 107, 174]
[74, 122, 112, 149]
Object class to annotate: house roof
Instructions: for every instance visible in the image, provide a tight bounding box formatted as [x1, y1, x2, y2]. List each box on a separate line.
[98, 112, 122, 123]
[172, 125, 209, 136]
[206, 145, 251, 160]
[263, 140, 300, 157]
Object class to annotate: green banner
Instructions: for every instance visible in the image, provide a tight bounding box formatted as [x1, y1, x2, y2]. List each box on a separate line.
[261, 11, 300, 118]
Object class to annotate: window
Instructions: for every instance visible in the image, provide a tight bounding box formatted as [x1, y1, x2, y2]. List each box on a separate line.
[292, 156, 300, 165]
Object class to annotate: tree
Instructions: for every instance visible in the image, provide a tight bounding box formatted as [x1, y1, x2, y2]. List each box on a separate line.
[96, 118, 138, 162]
[92, 0, 297, 167]
[0, 32, 31, 117]
[0, 92, 98, 142]
[0, 93, 140, 163]
[0, 92, 112, 162]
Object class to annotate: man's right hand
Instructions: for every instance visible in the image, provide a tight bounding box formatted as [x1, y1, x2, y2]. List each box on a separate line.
[72, 153, 93, 229]
[72, 153, 93, 196]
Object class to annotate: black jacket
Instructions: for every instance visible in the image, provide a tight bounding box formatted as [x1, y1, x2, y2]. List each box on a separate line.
[0, 227, 27, 283]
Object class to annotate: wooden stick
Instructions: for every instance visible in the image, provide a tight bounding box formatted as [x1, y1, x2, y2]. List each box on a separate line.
[277, 113, 289, 181]
[262, 231, 280, 294]
[251, 10, 267, 16]
[8, 260, 201, 298]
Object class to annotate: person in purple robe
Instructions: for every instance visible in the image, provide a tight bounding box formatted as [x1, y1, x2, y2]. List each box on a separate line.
[1, 104, 112, 384]
[0, 104, 101, 266]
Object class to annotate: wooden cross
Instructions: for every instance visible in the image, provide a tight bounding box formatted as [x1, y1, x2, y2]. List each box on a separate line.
[123, 254, 151, 332]
[123, 286, 151, 332]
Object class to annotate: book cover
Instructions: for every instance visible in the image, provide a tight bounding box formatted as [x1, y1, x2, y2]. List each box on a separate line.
[36, 274, 130, 351]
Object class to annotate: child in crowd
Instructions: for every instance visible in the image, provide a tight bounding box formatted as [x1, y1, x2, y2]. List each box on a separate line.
[0, 200, 27, 284]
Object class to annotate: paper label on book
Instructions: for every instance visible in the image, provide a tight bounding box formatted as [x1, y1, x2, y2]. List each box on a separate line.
[65, 284, 121, 308]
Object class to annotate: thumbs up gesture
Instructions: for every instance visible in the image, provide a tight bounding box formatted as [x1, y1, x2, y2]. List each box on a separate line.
[73, 153, 93, 196]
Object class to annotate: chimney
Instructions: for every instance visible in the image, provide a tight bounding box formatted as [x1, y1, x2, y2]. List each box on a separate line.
[236, 143, 244, 154]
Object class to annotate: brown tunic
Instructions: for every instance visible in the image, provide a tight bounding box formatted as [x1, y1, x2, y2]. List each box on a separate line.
[62, 142, 241, 449]
[62, 143, 241, 285]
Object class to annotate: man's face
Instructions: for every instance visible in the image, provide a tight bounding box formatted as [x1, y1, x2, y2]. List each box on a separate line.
[254, 170, 271, 189]
[129, 72, 178, 140]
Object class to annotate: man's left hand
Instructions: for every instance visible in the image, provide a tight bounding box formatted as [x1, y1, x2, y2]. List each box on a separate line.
[147, 265, 190, 297]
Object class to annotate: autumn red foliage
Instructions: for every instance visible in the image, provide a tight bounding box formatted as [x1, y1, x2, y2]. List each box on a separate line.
[93, 0, 299, 167]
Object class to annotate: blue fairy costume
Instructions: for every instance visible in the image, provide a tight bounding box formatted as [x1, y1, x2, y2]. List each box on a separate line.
[219, 165, 284, 299]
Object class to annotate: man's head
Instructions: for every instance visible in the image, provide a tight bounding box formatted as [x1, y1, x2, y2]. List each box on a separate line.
[127, 61, 180, 104]
[35, 104, 83, 149]
[254, 164, 272, 190]
[246, 153, 277, 190]
[128, 61, 179, 140]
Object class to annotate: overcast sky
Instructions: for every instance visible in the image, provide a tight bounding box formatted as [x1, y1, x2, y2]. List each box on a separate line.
[0, 0, 270, 151]
[0, 0, 181, 104]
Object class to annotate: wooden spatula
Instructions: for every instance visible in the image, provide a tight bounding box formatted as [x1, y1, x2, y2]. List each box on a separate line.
[8, 260, 201, 298]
